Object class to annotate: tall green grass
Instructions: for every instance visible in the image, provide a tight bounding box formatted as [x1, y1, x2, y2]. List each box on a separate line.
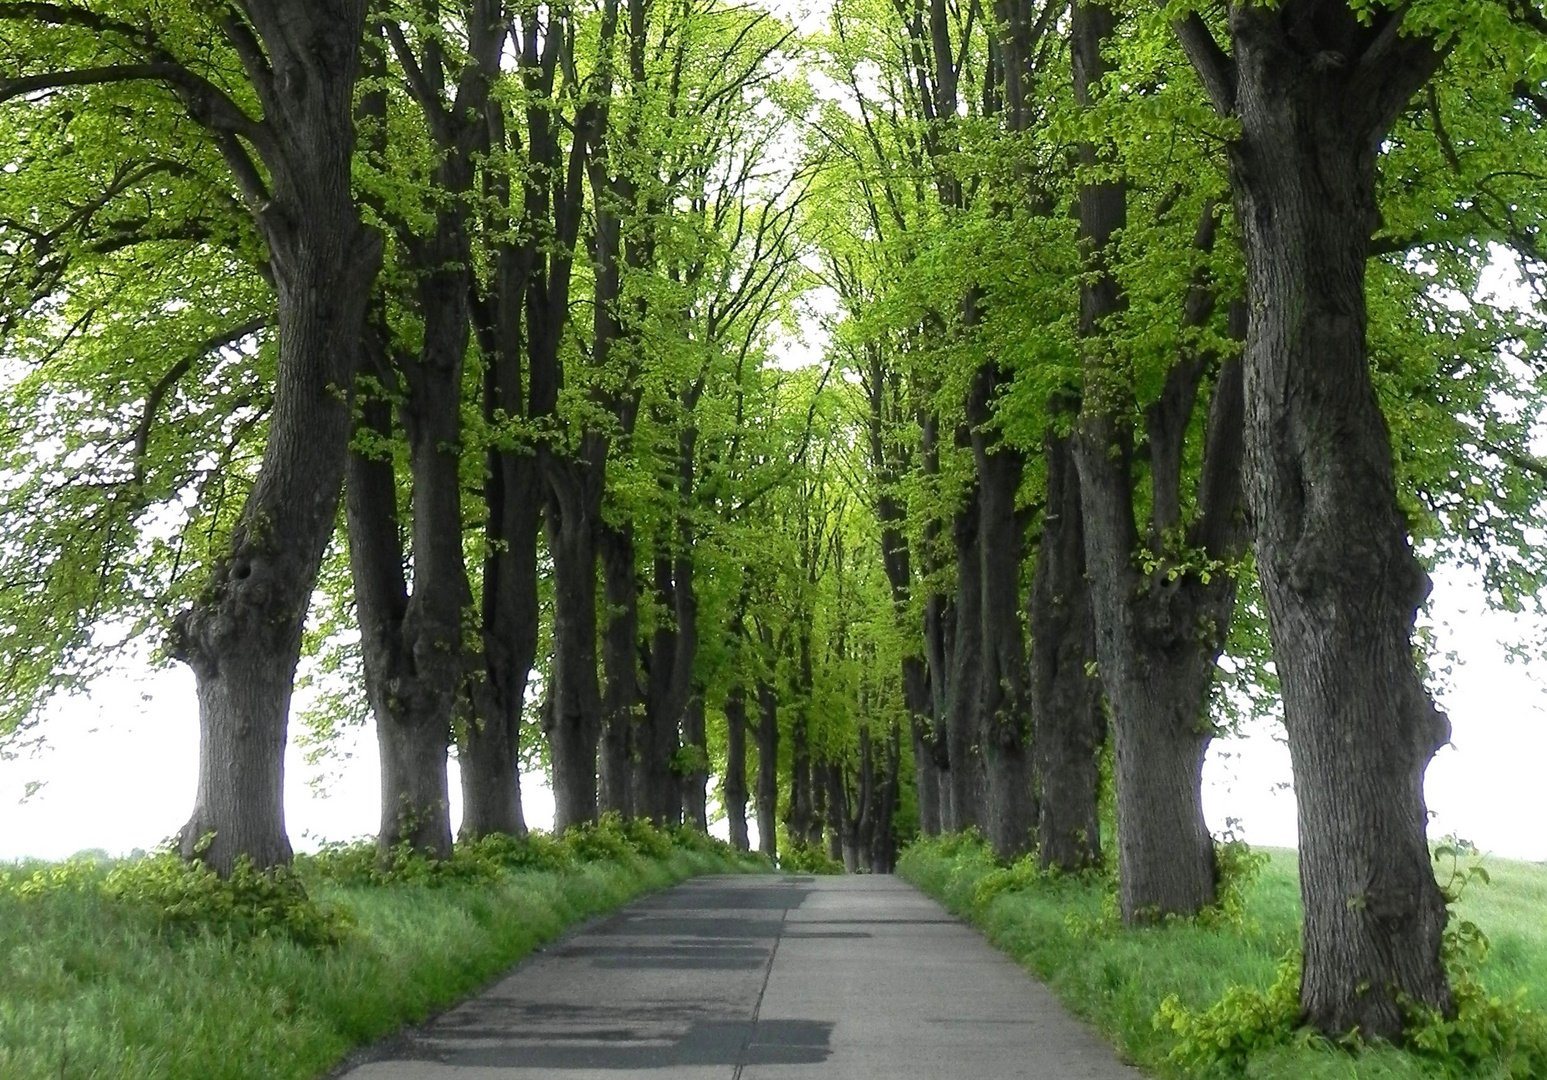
[0, 832, 765, 1080]
[899, 836, 1547, 1079]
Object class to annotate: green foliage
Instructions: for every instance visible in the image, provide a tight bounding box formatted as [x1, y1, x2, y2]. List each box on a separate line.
[1150, 842, 1547, 1079]
[1402, 922, 1547, 1079]
[900, 837, 1547, 1080]
[299, 815, 753, 888]
[3, 847, 352, 950]
[1155, 952, 1305, 1074]
[1203, 835, 1270, 931]
[0, 839, 762, 1080]
[779, 841, 845, 875]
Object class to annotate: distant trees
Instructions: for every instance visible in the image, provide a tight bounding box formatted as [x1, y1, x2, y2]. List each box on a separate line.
[4, 0, 1547, 1048]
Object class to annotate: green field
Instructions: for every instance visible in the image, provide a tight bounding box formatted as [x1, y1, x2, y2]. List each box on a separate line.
[899, 836, 1547, 1079]
[0, 827, 765, 1080]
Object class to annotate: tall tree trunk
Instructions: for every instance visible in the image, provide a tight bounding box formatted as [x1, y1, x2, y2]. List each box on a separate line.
[921, 413, 955, 832]
[672, 499, 704, 827]
[855, 729, 875, 872]
[904, 656, 941, 835]
[637, 550, 683, 824]
[755, 677, 780, 861]
[1219, 10, 1452, 1037]
[543, 443, 606, 830]
[681, 690, 709, 831]
[377, 234, 478, 859]
[874, 724, 901, 873]
[1028, 435, 1104, 871]
[724, 683, 750, 850]
[788, 630, 817, 846]
[789, 719, 814, 848]
[1072, 0, 1242, 922]
[171, 1, 379, 874]
[462, 341, 538, 837]
[823, 762, 847, 865]
[925, 593, 955, 832]
[346, 346, 455, 860]
[944, 491, 986, 831]
[969, 366, 1036, 860]
[599, 523, 639, 816]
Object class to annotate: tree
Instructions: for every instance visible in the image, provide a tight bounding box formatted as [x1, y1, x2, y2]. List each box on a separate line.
[1166, 0, 1545, 1037]
[1, 0, 381, 874]
[1071, 2, 1249, 920]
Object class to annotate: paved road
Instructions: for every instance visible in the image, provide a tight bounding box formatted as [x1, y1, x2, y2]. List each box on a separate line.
[340, 875, 1144, 1079]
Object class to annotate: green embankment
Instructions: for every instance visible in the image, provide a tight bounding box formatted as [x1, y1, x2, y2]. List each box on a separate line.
[899, 835, 1547, 1080]
[1, 823, 767, 1080]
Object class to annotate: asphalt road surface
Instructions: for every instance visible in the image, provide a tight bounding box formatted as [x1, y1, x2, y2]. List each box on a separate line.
[338, 874, 1144, 1079]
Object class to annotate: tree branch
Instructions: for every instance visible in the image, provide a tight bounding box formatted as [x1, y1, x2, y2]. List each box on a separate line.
[1169, 10, 1234, 114]
[131, 315, 271, 486]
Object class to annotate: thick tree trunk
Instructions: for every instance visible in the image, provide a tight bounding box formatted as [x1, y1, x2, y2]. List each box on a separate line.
[755, 678, 780, 860]
[1072, 0, 1237, 921]
[904, 656, 941, 836]
[874, 725, 901, 873]
[1224, 11, 1452, 1036]
[823, 763, 847, 866]
[381, 246, 476, 859]
[924, 590, 954, 830]
[920, 413, 955, 832]
[462, 416, 538, 839]
[789, 721, 814, 848]
[599, 523, 639, 817]
[855, 730, 875, 872]
[944, 492, 986, 831]
[724, 684, 750, 850]
[543, 443, 606, 830]
[681, 690, 709, 831]
[673, 533, 704, 829]
[637, 551, 684, 824]
[1028, 435, 1104, 872]
[969, 367, 1036, 860]
[171, 3, 379, 874]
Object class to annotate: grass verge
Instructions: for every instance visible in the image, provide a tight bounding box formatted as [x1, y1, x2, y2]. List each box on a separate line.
[898, 834, 1547, 1079]
[1, 823, 768, 1080]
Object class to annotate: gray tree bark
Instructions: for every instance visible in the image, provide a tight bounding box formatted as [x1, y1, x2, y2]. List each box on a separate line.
[944, 490, 986, 832]
[170, 0, 381, 875]
[968, 365, 1036, 860]
[755, 676, 780, 861]
[1170, 4, 1454, 1036]
[724, 683, 750, 851]
[1028, 434, 1104, 872]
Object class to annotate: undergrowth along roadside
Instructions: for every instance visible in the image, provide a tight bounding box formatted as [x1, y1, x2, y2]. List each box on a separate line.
[0, 818, 768, 1080]
[898, 832, 1547, 1080]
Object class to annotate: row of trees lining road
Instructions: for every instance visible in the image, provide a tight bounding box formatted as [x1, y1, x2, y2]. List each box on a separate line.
[3, 0, 1547, 1048]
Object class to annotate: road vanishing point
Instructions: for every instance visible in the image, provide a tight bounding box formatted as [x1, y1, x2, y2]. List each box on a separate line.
[338, 875, 1143, 1079]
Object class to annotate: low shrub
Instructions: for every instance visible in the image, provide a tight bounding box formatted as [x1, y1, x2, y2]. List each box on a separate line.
[779, 841, 845, 875]
[3, 843, 352, 949]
